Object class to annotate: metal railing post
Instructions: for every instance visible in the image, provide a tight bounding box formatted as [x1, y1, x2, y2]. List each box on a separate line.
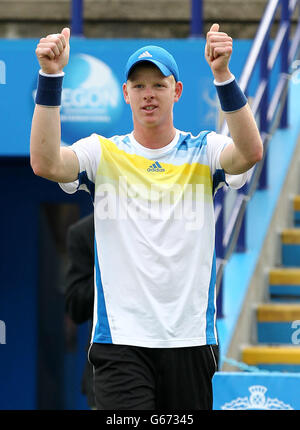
[235, 86, 248, 253]
[215, 188, 224, 318]
[190, 0, 203, 37]
[280, 0, 290, 128]
[216, 277, 224, 318]
[235, 185, 247, 252]
[258, 32, 270, 190]
[71, 0, 84, 37]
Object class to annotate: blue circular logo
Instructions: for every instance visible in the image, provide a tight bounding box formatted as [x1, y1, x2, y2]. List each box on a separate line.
[60, 53, 123, 144]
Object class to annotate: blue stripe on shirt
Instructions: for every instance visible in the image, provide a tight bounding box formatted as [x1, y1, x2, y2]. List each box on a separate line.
[93, 239, 112, 344]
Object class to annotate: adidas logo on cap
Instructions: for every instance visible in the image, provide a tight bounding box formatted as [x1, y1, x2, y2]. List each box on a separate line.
[138, 51, 153, 59]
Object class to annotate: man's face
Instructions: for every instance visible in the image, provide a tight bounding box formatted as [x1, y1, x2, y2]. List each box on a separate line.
[123, 63, 182, 129]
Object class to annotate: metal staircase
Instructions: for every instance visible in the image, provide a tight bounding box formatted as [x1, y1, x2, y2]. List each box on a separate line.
[242, 195, 300, 372]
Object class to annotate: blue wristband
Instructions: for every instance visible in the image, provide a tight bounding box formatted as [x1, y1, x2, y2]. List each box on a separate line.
[215, 78, 247, 112]
[35, 73, 64, 106]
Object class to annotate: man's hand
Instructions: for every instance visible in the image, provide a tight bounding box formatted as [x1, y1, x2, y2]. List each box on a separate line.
[205, 23, 232, 82]
[35, 27, 70, 75]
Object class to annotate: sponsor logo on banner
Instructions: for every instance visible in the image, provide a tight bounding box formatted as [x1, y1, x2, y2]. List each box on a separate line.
[33, 54, 123, 144]
[221, 385, 293, 410]
[61, 54, 123, 143]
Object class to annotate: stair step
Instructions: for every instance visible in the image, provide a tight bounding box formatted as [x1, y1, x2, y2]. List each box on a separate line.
[270, 268, 300, 284]
[294, 195, 300, 210]
[282, 229, 300, 244]
[257, 304, 300, 344]
[269, 268, 300, 300]
[242, 346, 300, 372]
[281, 229, 300, 266]
[257, 303, 300, 321]
[294, 196, 300, 226]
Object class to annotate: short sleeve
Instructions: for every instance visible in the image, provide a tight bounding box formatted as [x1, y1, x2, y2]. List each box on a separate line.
[206, 131, 248, 194]
[59, 133, 101, 198]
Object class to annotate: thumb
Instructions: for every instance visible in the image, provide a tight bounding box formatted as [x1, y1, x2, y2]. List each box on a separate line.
[61, 27, 71, 43]
[209, 23, 219, 32]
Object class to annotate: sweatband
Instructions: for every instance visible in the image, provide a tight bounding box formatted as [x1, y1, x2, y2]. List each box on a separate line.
[35, 72, 64, 106]
[214, 77, 247, 112]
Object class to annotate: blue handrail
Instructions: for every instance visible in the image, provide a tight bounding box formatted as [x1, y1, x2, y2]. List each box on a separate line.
[215, 0, 300, 316]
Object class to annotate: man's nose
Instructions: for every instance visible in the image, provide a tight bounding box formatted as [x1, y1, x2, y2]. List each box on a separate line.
[143, 87, 154, 99]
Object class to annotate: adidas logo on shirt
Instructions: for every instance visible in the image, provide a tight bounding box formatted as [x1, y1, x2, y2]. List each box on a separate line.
[138, 51, 152, 59]
[147, 161, 165, 172]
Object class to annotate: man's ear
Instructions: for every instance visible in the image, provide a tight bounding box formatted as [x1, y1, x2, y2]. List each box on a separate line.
[123, 83, 130, 104]
[174, 81, 183, 103]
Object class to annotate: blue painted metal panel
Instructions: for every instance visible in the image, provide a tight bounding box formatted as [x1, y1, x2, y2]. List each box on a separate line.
[0, 160, 93, 409]
[213, 372, 300, 410]
[294, 211, 300, 226]
[0, 162, 38, 409]
[257, 322, 296, 344]
[269, 285, 300, 298]
[282, 244, 300, 267]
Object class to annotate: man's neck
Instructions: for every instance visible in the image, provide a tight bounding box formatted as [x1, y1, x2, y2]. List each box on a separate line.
[133, 125, 177, 150]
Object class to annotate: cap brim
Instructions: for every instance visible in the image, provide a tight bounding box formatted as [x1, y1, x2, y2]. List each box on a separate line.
[127, 59, 174, 80]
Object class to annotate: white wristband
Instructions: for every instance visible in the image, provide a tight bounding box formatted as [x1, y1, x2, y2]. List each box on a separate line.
[39, 69, 65, 78]
[214, 74, 235, 86]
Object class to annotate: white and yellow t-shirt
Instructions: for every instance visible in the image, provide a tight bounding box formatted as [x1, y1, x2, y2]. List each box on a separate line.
[60, 129, 247, 348]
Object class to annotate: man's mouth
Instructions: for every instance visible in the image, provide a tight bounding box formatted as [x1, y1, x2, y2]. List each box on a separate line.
[142, 105, 157, 112]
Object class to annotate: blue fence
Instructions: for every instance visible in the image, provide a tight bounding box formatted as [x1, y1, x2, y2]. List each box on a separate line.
[71, 0, 204, 38]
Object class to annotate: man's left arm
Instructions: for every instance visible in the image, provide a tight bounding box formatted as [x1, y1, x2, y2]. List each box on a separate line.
[205, 24, 263, 175]
[219, 104, 263, 174]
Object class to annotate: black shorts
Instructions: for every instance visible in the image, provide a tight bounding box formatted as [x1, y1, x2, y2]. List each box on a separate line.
[88, 342, 218, 410]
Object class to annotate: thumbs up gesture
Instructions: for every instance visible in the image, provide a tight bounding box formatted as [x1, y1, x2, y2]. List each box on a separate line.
[205, 23, 233, 81]
[35, 27, 71, 75]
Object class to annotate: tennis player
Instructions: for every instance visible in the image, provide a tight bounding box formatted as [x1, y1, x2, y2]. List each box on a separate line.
[30, 24, 263, 410]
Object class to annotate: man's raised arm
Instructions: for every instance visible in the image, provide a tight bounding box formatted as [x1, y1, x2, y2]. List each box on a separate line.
[205, 24, 263, 175]
[30, 27, 79, 183]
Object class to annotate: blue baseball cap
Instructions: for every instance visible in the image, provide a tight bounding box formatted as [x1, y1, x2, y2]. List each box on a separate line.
[125, 45, 179, 82]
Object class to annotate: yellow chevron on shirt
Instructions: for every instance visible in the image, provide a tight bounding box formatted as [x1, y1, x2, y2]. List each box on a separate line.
[96, 136, 213, 199]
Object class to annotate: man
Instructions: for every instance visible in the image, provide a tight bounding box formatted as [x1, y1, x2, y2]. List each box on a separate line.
[30, 25, 263, 410]
[64, 213, 95, 409]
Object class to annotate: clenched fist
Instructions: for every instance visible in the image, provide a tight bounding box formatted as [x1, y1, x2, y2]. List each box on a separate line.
[205, 23, 232, 82]
[35, 27, 70, 75]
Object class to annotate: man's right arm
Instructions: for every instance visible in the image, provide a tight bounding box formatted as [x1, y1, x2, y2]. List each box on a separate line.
[30, 104, 79, 182]
[30, 27, 79, 183]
